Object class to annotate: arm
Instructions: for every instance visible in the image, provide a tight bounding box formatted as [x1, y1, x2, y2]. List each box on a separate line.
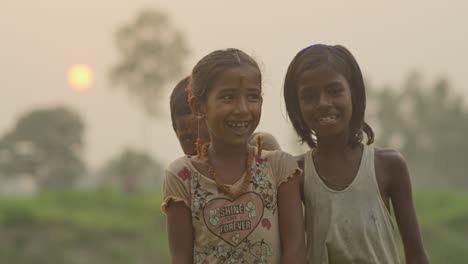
[295, 154, 305, 201]
[386, 151, 429, 264]
[278, 171, 306, 264]
[166, 201, 193, 264]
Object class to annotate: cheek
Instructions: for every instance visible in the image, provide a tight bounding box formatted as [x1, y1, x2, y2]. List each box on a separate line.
[299, 100, 313, 116]
[338, 96, 353, 118]
[343, 90, 353, 109]
[299, 103, 315, 127]
[189, 123, 198, 133]
[251, 102, 262, 115]
[204, 113, 224, 133]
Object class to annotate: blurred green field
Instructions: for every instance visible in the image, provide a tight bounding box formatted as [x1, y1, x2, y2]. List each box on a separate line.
[0, 191, 168, 264]
[0, 190, 467, 263]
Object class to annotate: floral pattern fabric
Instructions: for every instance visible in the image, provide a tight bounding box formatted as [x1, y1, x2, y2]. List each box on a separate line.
[162, 150, 300, 264]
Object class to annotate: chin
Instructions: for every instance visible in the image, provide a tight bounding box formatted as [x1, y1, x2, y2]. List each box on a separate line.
[316, 129, 349, 141]
[182, 146, 197, 156]
[226, 137, 250, 147]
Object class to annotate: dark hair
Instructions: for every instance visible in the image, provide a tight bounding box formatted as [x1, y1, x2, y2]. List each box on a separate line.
[284, 44, 374, 148]
[190, 48, 261, 102]
[169, 76, 191, 131]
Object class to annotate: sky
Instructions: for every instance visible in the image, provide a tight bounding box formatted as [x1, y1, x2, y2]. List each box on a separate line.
[1, 0, 467, 170]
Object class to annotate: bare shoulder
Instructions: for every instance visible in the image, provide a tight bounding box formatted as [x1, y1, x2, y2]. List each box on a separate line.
[295, 154, 305, 171]
[374, 147, 411, 189]
[374, 147, 408, 172]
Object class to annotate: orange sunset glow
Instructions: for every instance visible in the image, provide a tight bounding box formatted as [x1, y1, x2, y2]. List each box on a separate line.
[68, 64, 94, 91]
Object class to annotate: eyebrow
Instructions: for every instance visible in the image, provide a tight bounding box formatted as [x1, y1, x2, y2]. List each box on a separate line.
[300, 81, 343, 92]
[325, 81, 343, 88]
[217, 87, 261, 94]
[299, 86, 316, 95]
[217, 88, 237, 94]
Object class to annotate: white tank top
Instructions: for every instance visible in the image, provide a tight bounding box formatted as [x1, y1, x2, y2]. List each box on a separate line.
[303, 145, 401, 264]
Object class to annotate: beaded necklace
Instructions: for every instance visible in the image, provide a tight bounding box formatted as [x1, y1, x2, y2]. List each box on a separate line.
[199, 137, 262, 199]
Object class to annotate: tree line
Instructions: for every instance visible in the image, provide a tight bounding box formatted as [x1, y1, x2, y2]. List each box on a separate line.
[0, 9, 466, 192]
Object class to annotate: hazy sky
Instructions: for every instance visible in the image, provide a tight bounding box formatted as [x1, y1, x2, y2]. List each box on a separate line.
[1, 0, 467, 169]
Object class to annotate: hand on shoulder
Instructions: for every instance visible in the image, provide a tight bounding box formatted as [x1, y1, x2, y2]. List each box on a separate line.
[249, 131, 281, 151]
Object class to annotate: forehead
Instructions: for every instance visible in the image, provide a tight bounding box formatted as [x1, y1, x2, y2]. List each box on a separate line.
[298, 66, 348, 91]
[212, 65, 261, 89]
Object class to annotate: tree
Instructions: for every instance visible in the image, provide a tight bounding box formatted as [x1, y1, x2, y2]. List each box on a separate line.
[0, 106, 86, 188]
[367, 72, 468, 188]
[98, 148, 163, 193]
[110, 9, 189, 117]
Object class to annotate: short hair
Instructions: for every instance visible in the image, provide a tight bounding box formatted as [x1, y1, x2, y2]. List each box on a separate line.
[190, 48, 261, 103]
[283, 44, 374, 148]
[169, 76, 191, 132]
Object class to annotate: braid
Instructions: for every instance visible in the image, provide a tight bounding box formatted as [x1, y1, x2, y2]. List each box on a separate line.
[195, 138, 203, 158]
[200, 142, 209, 159]
[256, 135, 263, 158]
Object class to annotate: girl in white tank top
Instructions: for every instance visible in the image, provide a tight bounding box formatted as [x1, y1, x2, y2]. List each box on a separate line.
[283, 44, 429, 263]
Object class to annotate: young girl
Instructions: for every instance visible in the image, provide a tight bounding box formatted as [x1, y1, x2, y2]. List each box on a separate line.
[163, 48, 306, 264]
[283, 44, 429, 263]
[169, 76, 282, 156]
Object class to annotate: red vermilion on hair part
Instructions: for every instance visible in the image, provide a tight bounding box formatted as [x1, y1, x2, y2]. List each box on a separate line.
[184, 76, 193, 102]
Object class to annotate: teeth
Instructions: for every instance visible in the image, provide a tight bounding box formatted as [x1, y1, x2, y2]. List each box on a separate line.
[318, 115, 337, 122]
[226, 121, 249, 128]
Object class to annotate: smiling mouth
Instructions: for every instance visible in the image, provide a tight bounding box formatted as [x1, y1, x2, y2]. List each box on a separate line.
[316, 114, 339, 125]
[225, 121, 252, 135]
[226, 121, 250, 128]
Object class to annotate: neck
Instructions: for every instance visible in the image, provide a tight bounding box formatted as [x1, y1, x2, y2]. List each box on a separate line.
[209, 140, 248, 161]
[315, 133, 355, 158]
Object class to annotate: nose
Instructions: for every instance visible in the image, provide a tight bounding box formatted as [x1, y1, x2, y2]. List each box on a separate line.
[234, 97, 249, 114]
[317, 93, 332, 108]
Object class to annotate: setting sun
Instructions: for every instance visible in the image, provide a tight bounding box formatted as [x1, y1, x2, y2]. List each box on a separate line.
[68, 64, 94, 91]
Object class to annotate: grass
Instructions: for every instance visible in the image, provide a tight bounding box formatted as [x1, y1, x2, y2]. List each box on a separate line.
[0, 189, 467, 263]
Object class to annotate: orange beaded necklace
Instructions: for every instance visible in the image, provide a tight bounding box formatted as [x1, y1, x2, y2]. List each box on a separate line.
[199, 137, 262, 199]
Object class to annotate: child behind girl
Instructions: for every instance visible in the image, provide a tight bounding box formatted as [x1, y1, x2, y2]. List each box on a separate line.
[163, 48, 306, 264]
[169, 76, 209, 155]
[284, 44, 429, 263]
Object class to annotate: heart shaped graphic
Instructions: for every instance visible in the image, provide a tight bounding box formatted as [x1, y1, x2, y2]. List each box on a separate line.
[203, 192, 264, 247]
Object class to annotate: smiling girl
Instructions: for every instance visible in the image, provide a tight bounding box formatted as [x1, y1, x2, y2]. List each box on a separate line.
[163, 48, 305, 264]
[284, 44, 429, 264]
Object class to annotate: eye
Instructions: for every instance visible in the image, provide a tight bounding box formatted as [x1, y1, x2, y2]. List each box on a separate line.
[329, 85, 344, 96]
[220, 94, 234, 101]
[247, 93, 262, 102]
[300, 92, 316, 103]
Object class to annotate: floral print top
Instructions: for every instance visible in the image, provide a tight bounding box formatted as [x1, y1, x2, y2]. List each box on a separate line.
[162, 150, 301, 264]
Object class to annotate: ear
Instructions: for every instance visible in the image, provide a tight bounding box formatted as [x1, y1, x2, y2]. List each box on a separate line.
[189, 97, 205, 119]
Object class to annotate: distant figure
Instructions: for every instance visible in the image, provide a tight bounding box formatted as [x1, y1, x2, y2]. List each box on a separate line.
[284, 44, 429, 264]
[170, 77, 281, 156]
